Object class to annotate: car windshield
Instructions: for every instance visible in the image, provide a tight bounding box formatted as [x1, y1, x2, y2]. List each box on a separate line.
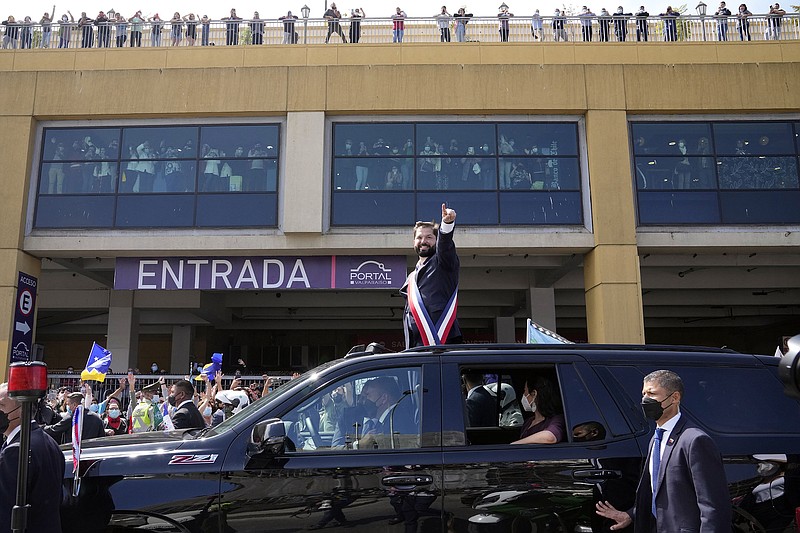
[203, 359, 343, 437]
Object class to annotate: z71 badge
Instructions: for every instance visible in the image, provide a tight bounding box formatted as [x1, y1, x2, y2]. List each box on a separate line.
[169, 454, 219, 465]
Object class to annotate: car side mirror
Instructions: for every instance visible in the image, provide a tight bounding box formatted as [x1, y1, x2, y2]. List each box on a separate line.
[248, 418, 289, 457]
[779, 334, 800, 400]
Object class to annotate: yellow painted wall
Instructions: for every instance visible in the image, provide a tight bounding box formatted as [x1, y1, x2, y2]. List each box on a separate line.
[0, 42, 798, 350]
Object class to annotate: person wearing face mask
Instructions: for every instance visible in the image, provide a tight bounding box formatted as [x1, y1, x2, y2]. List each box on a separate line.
[44, 391, 105, 444]
[103, 397, 128, 436]
[596, 369, 730, 533]
[400, 204, 462, 348]
[512, 375, 566, 444]
[130, 381, 164, 433]
[0, 382, 65, 533]
[738, 454, 794, 532]
[168, 380, 205, 430]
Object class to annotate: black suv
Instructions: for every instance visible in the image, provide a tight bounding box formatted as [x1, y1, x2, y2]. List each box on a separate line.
[62, 344, 800, 533]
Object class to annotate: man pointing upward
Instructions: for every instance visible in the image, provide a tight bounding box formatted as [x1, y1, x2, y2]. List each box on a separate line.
[401, 203, 462, 348]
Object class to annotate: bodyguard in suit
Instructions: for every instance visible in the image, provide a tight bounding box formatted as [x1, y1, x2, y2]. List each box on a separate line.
[0, 382, 65, 533]
[168, 380, 206, 430]
[44, 391, 106, 444]
[463, 372, 497, 427]
[401, 203, 462, 348]
[596, 369, 731, 532]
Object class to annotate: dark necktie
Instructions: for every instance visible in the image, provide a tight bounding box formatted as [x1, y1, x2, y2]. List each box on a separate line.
[651, 427, 665, 516]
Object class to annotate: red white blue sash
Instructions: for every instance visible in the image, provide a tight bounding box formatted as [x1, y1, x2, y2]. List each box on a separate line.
[406, 269, 458, 346]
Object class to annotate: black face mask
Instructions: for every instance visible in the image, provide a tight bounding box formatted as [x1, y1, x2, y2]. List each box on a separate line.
[641, 395, 673, 420]
[167, 394, 177, 407]
[0, 405, 21, 434]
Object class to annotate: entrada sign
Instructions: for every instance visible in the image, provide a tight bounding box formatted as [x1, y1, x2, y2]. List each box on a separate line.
[114, 256, 408, 290]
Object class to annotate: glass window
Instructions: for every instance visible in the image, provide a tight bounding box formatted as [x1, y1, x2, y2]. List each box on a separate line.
[35, 122, 281, 230]
[498, 123, 579, 156]
[122, 127, 199, 160]
[115, 195, 195, 227]
[637, 192, 721, 224]
[417, 193, 499, 225]
[500, 192, 583, 225]
[634, 157, 717, 190]
[631, 123, 712, 156]
[419, 155, 493, 191]
[280, 367, 422, 452]
[333, 192, 414, 225]
[713, 122, 795, 156]
[199, 125, 278, 159]
[720, 191, 800, 224]
[717, 156, 798, 189]
[500, 157, 580, 190]
[334, 124, 413, 157]
[42, 128, 121, 161]
[333, 158, 412, 191]
[34, 196, 115, 228]
[416, 124, 495, 156]
[196, 194, 277, 227]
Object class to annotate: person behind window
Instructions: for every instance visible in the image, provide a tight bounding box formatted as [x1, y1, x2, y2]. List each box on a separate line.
[463, 372, 496, 427]
[674, 138, 691, 189]
[357, 376, 417, 449]
[512, 375, 565, 444]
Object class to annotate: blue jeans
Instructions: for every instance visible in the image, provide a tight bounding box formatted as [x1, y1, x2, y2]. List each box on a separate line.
[456, 24, 465, 41]
[717, 22, 728, 41]
[393, 29, 404, 42]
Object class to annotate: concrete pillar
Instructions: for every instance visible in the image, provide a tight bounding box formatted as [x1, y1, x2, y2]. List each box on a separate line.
[528, 287, 557, 332]
[495, 317, 516, 343]
[170, 325, 193, 375]
[584, 109, 644, 343]
[107, 291, 139, 372]
[283, 111, 325, 234]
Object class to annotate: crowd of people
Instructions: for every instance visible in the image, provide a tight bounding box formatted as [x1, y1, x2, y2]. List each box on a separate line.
[32, 369, 280, 443]
[1, 2, 793, 49]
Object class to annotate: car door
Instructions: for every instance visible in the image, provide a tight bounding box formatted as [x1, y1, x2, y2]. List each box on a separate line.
[217, 356, 445, 533]
[440, 354, 642, 533]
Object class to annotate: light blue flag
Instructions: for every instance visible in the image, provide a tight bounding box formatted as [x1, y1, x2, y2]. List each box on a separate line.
[81, 342, 113, 381]
[526, 318, 573, 344]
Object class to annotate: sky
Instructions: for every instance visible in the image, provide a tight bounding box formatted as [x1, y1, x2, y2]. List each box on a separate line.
[11, 0, 790, 20]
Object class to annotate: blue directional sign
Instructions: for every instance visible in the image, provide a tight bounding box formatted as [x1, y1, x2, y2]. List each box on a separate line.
[11, 272, 38, 363]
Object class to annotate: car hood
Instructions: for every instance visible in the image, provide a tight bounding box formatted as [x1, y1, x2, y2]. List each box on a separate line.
[62, 428, 226, 478]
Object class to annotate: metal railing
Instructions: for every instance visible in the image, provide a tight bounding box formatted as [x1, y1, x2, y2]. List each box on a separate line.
[1, 14, 798, 50]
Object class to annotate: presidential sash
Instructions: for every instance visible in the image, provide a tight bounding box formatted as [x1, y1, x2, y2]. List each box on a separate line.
[406, 268, 458, 347]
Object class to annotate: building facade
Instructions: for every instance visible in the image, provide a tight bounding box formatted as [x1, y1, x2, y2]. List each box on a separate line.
[1, 40, 799, 374]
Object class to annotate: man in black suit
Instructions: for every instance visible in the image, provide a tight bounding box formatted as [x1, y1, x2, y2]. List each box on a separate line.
[401, 203, 462, 348]
[463, 372, 497, 427]
[168, 380, 206, 430]
[357, 377, 418, 450]
[44, 391, 105, 444]
[596, 369, 731, 533]
[0, 382, 65, 533]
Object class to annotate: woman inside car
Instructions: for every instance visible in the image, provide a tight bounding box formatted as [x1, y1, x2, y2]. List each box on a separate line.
[512, 375, 566, 444]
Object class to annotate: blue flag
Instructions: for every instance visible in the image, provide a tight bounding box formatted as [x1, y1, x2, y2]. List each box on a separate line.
[195, 352, 223, 382]
[526, 318, 573, 344]
[81, 342, 113, 381]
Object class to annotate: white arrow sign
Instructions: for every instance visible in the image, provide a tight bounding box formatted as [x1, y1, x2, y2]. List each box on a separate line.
[15, 321, 31, 335]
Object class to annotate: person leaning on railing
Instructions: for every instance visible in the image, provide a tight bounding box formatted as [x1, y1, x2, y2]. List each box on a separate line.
[40, 6, 55, 48]
[129, 10, 143, 47]
[736, 3, 751, 41]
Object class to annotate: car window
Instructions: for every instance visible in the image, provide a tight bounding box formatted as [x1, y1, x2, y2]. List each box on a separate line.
[599, 364, 800, 434]
[281, 367, 422, 452]
[459, 365, 607, 446]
